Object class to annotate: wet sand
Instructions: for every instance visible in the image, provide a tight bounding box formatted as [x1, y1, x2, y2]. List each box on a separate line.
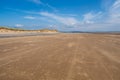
[0, 33, 58, 38]
[0, 33, 120, 80]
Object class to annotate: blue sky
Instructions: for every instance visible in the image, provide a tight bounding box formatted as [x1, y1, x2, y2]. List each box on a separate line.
[0, 0, 120, 31]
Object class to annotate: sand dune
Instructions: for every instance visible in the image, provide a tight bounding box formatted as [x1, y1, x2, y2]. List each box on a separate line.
[0, 27, 58, 34]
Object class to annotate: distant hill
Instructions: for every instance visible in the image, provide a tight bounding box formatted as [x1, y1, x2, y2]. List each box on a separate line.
[61, 31, 120, 34]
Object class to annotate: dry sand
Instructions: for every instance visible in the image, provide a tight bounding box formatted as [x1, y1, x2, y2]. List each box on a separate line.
[0, 33, 120, 80]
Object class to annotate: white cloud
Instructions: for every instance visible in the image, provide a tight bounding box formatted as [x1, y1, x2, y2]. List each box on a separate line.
[15, 24, 24, 27]
[101, 0, 113, 10]
[40, 12, 79, 26]
[112, 0, 120, 9]
[46, 4, 58, 12]
[83, 12, 103, 24]
[72, 0, 120, 31]
[108, 0, 120, 23]
[24, 16, 36, 19]
[29, 0, 58, 12]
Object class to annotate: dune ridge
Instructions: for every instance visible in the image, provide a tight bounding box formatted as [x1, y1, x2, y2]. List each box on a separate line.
[0, 27, 58, 33]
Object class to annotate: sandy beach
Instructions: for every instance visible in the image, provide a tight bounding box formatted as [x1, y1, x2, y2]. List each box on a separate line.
[0, 33, 120, 80]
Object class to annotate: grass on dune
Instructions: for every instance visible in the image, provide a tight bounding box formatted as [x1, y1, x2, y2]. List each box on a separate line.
[0, 26, 25, 31]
